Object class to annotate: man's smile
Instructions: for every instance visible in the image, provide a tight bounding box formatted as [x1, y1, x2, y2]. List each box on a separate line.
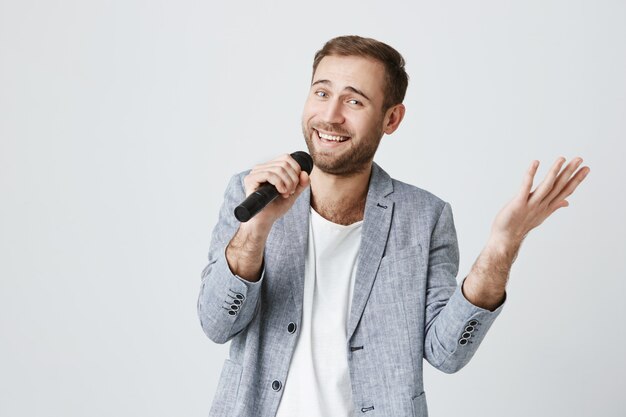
[314, 128, 351, 143]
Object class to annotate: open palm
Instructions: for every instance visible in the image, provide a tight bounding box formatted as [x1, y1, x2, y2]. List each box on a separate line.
[491, 157, 591, 246]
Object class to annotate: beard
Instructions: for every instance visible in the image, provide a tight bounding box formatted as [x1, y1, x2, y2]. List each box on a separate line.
[301, 120, 384, 177]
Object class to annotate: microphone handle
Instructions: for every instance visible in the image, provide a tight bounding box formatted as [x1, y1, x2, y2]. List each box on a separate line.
[234, 151, 313, 223]
[234, 183, 280, 222]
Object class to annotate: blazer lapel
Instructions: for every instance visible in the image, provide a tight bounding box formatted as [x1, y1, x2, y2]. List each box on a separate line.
[347, 163, 394, 340]
[279, 187, 311, 319]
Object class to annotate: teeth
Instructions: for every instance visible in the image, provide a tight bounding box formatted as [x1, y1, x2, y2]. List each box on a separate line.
[318, 131, 347, 142]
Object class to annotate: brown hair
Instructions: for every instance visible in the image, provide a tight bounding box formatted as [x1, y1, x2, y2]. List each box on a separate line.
[312, 35, 409, 111]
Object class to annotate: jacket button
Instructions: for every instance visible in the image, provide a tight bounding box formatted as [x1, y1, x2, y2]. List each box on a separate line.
[272, 380, 282, 391]
[469, 319, 478, 326]
[287, 322, 297, 334]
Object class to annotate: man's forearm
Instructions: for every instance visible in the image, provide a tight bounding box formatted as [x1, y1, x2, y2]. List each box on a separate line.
[462, 236, 521, 311]
[225, 223, 271, 282]
[462, 157, 589, 311]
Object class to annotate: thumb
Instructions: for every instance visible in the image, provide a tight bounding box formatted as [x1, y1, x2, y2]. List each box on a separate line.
[292, 171, 310, 198]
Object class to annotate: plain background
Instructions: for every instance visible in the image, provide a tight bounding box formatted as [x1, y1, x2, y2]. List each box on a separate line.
[1, 0, 625, 416]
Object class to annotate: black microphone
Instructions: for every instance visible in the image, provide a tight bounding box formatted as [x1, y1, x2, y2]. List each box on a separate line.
[234, 151, 314, 222]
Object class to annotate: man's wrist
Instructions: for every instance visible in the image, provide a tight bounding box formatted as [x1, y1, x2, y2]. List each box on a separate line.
[485, 232, 523, 263]
[462, 276, 506, 311]
[463, 235, 520, 311]
[225, 224, 270, 282]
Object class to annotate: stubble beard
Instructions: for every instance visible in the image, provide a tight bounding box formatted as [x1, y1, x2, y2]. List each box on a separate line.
[301, 121, 384, 177]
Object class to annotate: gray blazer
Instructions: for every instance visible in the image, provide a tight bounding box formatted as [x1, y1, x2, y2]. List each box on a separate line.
[198, 163, 505, 417]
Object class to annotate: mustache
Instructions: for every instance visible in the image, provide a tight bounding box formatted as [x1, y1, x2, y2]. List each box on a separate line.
[310, 122, 352, 137]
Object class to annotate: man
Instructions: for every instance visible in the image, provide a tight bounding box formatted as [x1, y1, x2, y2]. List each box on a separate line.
[197, 35, 589, 417]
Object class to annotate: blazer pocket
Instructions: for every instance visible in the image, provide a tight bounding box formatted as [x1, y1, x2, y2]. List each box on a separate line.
[209, 359, 243, 417]
[380, 244, 423, 265]
[412, 391, 428, 417]
[372, 245, 424, 305]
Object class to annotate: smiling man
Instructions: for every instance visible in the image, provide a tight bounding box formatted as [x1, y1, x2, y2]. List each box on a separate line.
[198, 36, 589, 417]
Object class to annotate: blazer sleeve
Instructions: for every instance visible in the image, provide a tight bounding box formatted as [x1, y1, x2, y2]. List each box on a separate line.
[197, 173, 264, 344]
[423, 202, 506, 373]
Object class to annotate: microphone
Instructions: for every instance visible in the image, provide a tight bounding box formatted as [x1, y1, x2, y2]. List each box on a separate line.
[234, 151, 314, 222]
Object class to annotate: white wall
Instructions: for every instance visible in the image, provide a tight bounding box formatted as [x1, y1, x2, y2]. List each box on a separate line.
[1, 0, 624, 416]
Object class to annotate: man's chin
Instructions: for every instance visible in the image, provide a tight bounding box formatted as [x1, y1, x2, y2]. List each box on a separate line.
[311, 154, 370, 177]
[303, 132, 370, 176]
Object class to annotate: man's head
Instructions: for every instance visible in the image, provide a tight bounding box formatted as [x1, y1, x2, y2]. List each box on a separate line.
[312, 36, 409, 113]
[302, 35, 408, 176]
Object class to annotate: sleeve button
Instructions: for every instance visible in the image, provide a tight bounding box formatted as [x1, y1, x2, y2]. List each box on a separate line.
[272, 380, 282, 391]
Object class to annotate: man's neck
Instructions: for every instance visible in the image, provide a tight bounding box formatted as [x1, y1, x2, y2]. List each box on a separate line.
[309, 164, 372, 226]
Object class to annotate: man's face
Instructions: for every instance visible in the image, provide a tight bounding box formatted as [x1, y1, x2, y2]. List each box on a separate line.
[301, 55, 388, 176]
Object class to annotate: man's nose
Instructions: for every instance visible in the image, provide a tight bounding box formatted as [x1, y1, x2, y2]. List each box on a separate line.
[321, 99, 345, 124]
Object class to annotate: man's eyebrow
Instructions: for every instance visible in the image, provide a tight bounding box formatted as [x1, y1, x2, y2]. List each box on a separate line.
[311, 79, 371, 101]
[344, 86, 370, 101]
[311, 79, 331, 87]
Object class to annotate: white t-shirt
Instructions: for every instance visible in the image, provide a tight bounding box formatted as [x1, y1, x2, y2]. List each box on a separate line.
[275, 208, 363, 417]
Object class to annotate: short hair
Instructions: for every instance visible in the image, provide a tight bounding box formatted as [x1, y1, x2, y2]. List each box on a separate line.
[312, 35, 409, 111]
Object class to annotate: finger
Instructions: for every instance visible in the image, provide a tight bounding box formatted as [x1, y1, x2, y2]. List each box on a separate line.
[295, 171, 310, 195]
[548, 166, 590, 206]
[258, 155, 301, 191]
[271, 162, 299, 192]
[540, 195, 573, 225]
[544, 157, 583, 203]
[250, 163, 299, 193]
[246, 170, 292, 195]
[281, 171, 311, 199]
[545, 199, 570, 218]
[257, 154, 302, 175]
[529, 157, 566, 205]
[283, 154, 304, 174]
[518, 160, 539, 200]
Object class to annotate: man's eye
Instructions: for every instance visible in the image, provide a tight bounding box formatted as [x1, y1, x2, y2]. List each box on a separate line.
[315, 91, 327, 97]
[348, 99, 361, 105]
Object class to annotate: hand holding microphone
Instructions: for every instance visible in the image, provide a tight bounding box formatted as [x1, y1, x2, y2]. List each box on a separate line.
[235, 151, 314, 223]
[225, 152, 313, 282]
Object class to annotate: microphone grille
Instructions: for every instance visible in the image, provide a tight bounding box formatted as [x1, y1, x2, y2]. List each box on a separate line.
[290, 151, 314, 174]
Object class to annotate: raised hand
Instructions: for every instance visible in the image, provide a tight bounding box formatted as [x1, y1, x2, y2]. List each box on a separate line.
[490, 157, 591, 247]
[463, 157, 590, 310]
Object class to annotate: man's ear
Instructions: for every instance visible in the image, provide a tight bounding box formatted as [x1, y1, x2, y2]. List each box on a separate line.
[383, 103, 406, 135]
